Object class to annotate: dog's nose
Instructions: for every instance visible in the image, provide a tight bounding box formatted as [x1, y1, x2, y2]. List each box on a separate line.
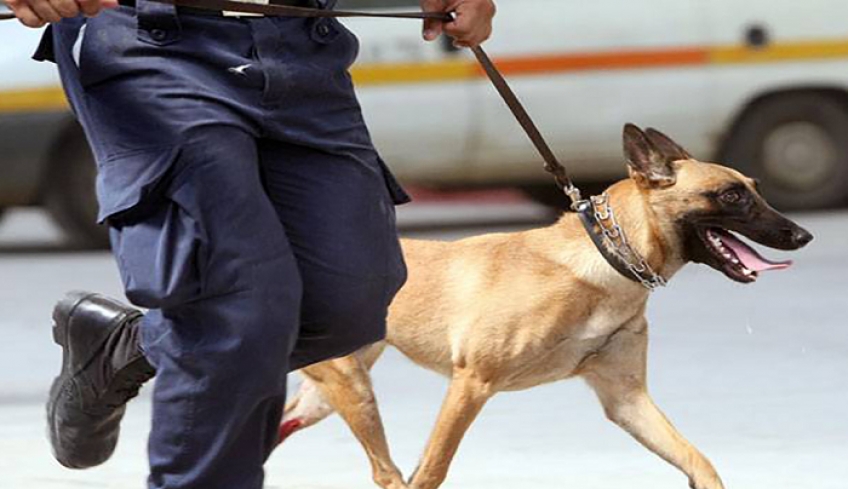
[792, 228, 814, 247]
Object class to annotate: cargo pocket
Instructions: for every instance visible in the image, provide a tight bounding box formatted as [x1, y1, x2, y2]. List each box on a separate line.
[102, 145, 206, 310]
[109, 183, 207, 310]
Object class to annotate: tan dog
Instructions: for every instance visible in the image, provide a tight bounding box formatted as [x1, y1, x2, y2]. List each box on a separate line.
[278, 125, 813, 489]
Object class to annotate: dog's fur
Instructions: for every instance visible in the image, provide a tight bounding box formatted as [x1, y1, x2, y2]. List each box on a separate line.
[279, 125, 812, 489]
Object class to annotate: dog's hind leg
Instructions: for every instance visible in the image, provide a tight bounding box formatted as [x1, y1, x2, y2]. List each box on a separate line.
[282, 342, 387, 441]
[581, 320, 725, 489]
[283, 343, 406, 489]
[408, 368, 494, 489]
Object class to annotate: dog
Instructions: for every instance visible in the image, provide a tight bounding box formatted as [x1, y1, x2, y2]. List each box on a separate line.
[277, 124, 813, 489]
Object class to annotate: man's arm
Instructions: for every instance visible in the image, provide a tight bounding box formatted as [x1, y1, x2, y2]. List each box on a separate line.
[421, 0, 496, 47]
[6, 0, 117, 27]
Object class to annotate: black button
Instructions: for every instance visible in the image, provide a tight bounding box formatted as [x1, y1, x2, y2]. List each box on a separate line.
[150, 29, 168, 41]
[317, 24, 330, 37]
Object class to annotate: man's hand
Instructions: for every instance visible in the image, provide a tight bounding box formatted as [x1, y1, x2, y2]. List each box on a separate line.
[421, 0, 495, 48]
[6, 0, 118, 28]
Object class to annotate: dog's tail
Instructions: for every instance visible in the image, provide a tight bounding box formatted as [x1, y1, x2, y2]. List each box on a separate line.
[278, 342, 387, 445]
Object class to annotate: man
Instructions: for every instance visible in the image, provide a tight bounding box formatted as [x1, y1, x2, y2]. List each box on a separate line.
[8, 0, 496, 487]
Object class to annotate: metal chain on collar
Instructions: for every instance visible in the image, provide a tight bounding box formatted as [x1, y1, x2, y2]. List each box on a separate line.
[590, 193, 667, 290]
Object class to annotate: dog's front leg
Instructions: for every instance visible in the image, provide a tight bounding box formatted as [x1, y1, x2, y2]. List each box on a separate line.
[301, 355, 407, 489]
[581, 320, 725, 489]
[408, 368, 494, 489]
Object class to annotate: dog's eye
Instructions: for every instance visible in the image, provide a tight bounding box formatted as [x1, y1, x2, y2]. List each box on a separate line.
[719, 189, 744, 205]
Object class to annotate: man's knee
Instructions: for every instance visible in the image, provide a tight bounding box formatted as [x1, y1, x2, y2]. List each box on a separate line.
[290, 266, 405, 369]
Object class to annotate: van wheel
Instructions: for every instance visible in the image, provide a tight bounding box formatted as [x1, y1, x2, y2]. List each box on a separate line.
[44, 134, 109, 249]
[723, 93, 848, 210]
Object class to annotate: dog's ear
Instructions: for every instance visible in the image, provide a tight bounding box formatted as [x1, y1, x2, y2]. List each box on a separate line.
[645, 127, 692, 162]
[623, 123, 677, 189]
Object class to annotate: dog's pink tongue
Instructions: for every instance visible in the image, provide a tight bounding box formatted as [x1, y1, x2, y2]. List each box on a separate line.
[720, 232, 792, 272]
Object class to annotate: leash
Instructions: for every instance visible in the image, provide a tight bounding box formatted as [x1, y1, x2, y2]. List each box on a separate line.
[3, 0, 663, 288]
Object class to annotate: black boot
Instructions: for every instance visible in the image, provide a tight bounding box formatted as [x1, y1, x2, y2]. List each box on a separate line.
[46, 291, 156, 469]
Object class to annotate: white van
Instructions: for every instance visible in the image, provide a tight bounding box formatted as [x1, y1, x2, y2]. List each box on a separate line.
[2, 0, 848, 246]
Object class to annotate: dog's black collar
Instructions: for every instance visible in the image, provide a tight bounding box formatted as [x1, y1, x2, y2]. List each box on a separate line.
[576, 197, 667, 289]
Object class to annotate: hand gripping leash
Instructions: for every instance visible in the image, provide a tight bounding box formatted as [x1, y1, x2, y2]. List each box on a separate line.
[1, 0, 583, 207]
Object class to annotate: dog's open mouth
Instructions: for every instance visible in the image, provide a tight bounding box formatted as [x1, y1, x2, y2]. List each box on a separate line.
[700, 228, 792, 283]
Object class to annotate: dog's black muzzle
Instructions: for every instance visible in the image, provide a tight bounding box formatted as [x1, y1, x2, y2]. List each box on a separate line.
[726, 204, 814, 251]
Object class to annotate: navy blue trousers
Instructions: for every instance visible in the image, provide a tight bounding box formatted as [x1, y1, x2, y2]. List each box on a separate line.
[41, 1, 408, 487]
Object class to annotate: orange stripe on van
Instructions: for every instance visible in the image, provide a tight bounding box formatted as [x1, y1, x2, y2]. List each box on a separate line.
[711, 39, 848, 64]
[351, 46, 712, 85]
[480, 47, 709, 77]
[351, 58, 475, 85]
[4, 39, 848, 111]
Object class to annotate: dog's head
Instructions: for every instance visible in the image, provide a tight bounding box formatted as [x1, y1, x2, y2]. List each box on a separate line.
[621, 124, 813, 283]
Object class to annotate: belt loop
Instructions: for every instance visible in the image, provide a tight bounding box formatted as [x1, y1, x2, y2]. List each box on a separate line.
[136, 0, 181, 45]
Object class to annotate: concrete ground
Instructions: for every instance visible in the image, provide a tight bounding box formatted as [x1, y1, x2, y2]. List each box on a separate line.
[0, 204, 845, 489]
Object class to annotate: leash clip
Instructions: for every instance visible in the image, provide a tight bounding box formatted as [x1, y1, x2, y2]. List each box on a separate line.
[565, 185, 584, 210]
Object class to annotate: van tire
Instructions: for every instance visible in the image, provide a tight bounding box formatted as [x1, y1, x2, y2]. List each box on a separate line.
[44, 134, 110, 249]
[723, 93, 848, 210]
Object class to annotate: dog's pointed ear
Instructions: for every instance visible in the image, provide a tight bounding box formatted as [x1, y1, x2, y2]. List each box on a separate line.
[645, 127, 692, 162]
[623, 123, 677, 189]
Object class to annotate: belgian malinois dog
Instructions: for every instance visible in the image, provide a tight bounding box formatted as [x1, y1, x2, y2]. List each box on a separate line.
[278, 125, 813, 489]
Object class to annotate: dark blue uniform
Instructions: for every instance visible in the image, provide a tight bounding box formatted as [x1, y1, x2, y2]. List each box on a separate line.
[36, 1, 408, 486]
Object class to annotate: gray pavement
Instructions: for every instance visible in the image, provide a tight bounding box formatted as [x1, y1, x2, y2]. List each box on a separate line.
[0, 205, 845, 489]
